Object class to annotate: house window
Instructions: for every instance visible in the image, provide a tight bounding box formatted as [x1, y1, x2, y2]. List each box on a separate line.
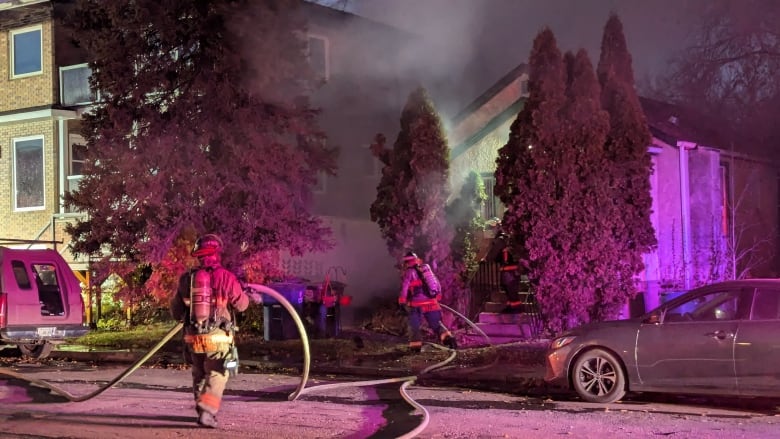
[65, 135, 85, 213]
[10, 25, 43, 78]
[60, 64, 96, 106]
[481, 173, 503, 220]
[13, 136, 45, 211]
[70, 137, 86, 176]
[307, 35, 329, 80]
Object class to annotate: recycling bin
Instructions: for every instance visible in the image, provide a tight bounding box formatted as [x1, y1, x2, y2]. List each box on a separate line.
[263, 282, 305, 341]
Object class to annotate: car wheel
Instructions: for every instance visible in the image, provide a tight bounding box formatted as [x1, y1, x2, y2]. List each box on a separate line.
[18, 342, 53, 359]
[571, 348, 626, 403]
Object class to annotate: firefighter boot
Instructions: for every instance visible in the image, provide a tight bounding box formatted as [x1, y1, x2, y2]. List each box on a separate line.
[443, 335, 457, 350]
[197, 408, 218, 428]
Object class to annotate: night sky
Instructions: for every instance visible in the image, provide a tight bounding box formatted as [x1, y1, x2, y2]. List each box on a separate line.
[348, 0, 698, 118]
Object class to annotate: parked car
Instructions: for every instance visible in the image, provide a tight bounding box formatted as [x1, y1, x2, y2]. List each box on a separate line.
[545, 279, 780, 403]
[0, 247, 90, 358]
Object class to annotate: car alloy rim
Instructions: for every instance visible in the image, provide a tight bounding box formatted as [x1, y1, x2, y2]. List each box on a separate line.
[579, 356, 617, 396]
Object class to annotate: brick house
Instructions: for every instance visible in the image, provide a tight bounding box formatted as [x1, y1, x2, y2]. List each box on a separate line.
[0, 1, 420, 325]
[0, 0, 90, 270]
[449, 64, 779, 316]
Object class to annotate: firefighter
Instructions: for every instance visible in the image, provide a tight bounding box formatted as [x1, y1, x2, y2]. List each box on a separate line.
[170, 234, 249, 429]
[398, 252, 457, 352]
[485, 230, 523, 313]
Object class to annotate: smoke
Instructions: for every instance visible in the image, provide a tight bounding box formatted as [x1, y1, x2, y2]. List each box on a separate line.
[350, 0, 694, 122]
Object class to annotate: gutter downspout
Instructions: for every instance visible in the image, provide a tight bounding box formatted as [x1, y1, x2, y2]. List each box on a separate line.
[677, 141, 697, 289]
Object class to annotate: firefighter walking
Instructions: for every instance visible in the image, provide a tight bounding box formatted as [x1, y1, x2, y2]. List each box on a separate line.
[398, 252, 457, 352]
[170, 234, 249, 428]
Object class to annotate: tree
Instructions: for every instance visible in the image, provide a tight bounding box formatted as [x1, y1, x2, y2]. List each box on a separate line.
[496, 29, 592, 333]
[654, 1, 780, 159]
[370, 86, 453, 290]
[561, 50, 615, 324]
[597, 14, 657, 318]
[64, 0, 337, 282]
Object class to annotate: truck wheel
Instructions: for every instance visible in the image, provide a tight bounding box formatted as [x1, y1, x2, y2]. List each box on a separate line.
[19, 343, 53, 359]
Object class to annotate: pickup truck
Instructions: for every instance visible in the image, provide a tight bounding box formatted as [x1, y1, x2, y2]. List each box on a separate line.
[0, 247, 89, 358]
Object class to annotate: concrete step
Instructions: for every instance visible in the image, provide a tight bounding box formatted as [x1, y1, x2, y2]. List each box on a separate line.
[478, 311, 536, 324]
[461, 333, 536, 346]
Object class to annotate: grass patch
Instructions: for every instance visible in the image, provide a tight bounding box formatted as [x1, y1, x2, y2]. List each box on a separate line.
[72, 323, 181, 349]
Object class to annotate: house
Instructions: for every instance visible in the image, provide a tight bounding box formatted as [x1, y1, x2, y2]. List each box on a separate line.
[448, 64, 779, 316]
[0, 0, 420, 326]
[0, 0, 91, 279]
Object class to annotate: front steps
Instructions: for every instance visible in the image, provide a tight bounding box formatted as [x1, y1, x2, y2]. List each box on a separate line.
[463, 310, 540, 345]
[461, 288, 542, 346]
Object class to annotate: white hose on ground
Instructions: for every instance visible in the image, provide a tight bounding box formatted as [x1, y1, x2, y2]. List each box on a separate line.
[439, 303, 492, 346]
[0, 284, 312, 403]
[244, 283, 311, 401]
[0, 285, 491, 439]
[0, 322, 184, 402]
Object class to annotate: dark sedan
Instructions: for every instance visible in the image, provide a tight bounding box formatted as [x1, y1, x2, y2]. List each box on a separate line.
[544, 279, 780, 403]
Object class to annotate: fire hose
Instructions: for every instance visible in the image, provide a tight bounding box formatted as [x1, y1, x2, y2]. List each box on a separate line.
[0, 284, 491, 438]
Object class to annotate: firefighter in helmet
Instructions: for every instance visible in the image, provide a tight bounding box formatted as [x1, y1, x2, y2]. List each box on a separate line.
[398, 251, 457, 352]
[170, 233, 249, 428]
[485, 230, 523, 313]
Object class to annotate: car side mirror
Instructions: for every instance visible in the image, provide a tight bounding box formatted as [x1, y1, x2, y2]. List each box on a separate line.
[644, 313, 661, 325]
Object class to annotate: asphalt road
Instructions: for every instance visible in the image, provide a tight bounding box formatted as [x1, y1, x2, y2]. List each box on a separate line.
[0, 363, 778, 438]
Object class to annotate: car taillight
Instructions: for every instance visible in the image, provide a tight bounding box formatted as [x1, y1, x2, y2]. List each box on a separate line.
[0, 294, 6, 328]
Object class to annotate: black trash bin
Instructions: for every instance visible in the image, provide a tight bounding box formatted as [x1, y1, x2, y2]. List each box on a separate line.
[263, 282, 305, 341]
[314, 302, 341, 338]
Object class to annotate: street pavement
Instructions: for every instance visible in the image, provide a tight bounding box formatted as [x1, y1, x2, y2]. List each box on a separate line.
[49, 339, 554, 397]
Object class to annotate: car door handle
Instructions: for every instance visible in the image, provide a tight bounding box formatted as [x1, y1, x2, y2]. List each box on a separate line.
[704, 330, 733, 340]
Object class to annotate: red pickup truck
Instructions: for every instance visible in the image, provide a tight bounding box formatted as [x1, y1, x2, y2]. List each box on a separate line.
[0, 247, 89, 358]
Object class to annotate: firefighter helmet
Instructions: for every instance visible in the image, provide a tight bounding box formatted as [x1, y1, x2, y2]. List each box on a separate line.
[402, 252, 419, 266]
[192, 234, 223, 257]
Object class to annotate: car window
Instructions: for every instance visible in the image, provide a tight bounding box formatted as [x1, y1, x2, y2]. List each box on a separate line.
[664, 289, 742, 322]
[751, 288, 780, 320]
[11, 260, 32, 290]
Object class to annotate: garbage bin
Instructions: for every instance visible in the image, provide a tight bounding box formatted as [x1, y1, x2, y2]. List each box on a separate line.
[314, 302, 341, 338]
[312, 280, 349, 338]
[263, 282, 305, 341]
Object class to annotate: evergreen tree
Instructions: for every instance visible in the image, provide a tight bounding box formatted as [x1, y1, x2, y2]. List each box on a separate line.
[370, 86, 452, 279]
[597, 14, 657, 318]
[561, 50, 615, 324]
[64, 0, 337, 276]
[496, 29, 621, 333]
[495, 29, 578, 332]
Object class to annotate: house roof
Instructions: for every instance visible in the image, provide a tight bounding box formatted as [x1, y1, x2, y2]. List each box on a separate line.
[638, 96, 727, 148]
[0, 0, 48, 10]
[450, 63, 735, 161]
[449, 64, 527, 159]
[451, 63, 527, 126]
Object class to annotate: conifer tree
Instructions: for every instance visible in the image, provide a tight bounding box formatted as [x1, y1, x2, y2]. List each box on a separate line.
[561, 50, 615, 324]
[64, 0, 337, 275]
[495, 29, 579, 332]
[370, 86, 452, 277]
[597, 14, 657, 318]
